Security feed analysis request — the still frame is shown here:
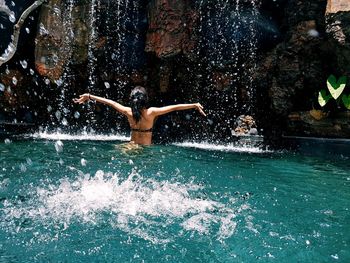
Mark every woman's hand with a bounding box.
[73,93,90,104]
[194,103,206,116]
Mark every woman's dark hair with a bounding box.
[130,86,148,123]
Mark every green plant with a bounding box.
[318,74,350,110]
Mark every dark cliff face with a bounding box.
[254,0,329,138]
[254,0,350,141]
[0,0,349,141]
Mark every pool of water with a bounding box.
[0,134,349,262]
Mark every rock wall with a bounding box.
[1,0,350,141]
[145,0,197,59]
[35,0,91,81]
[325,0,350,76]
[254,0,350,141]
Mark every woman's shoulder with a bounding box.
[146,107,157,114]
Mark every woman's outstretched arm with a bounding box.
[73,93,131,116]
[150,103,206,117]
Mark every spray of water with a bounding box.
[1,169,248,244]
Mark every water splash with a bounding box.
[30,130,129,141]
[1,169,245,244]
[174,140,270,153]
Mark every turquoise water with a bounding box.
[0,135,349,262]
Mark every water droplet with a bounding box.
[308,29,319,37]
[81,158,87,166]
[29,68,34,75]
[53,7,61,16]
[25,27,30,34]
[39,23,48,35]
[11,1,15,7]
[74,111,80,119]
[47,105,52,112]
[55,78,63,86]
[55,140,63,153]
[26,158,33,165]
[55,110,61,120]
[104,82,110,89]
[61,118,68,126]
[20,60,27,69]
[52,54,59,63]
[9,12,15,23]
[12,77,17,85]
[20,163,27,172]
[4,138,11,144]
[0,83,5,92]
[45,79,50,85]
[331,254,339,260]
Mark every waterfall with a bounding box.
[87,0,99,92]
[197,0,260,116]
[57,0,75,128]
[0,0,263,139]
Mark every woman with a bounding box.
[73,86,206,145]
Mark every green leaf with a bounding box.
[318,89,331,107]
[342,94,350,110]
[327,75,347,99]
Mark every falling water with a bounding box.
[103,0,143,94]
[197,0,260,115]
[87,0,99,92]
[0,0,261,139]
[246,0,260,113]
[105,0,130,93]
[58,0,75,128]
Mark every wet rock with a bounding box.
[145,0,198,58]
[0,70,25,109]
[325,0,350,75]
[254,0,329,142]
[35,0,91,81]
[326,0,350,13]
[232,115,258,136]
[258,19,326,116]
[287,111,350,138]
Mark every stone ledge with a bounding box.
[286,111,350,138]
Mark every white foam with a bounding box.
[174,141,271,153]
[1,170,243,244]
[30,131,129,141]
[29,132,270,153]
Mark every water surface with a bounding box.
[0,136,349,262]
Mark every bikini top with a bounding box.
[131,127,153,133]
